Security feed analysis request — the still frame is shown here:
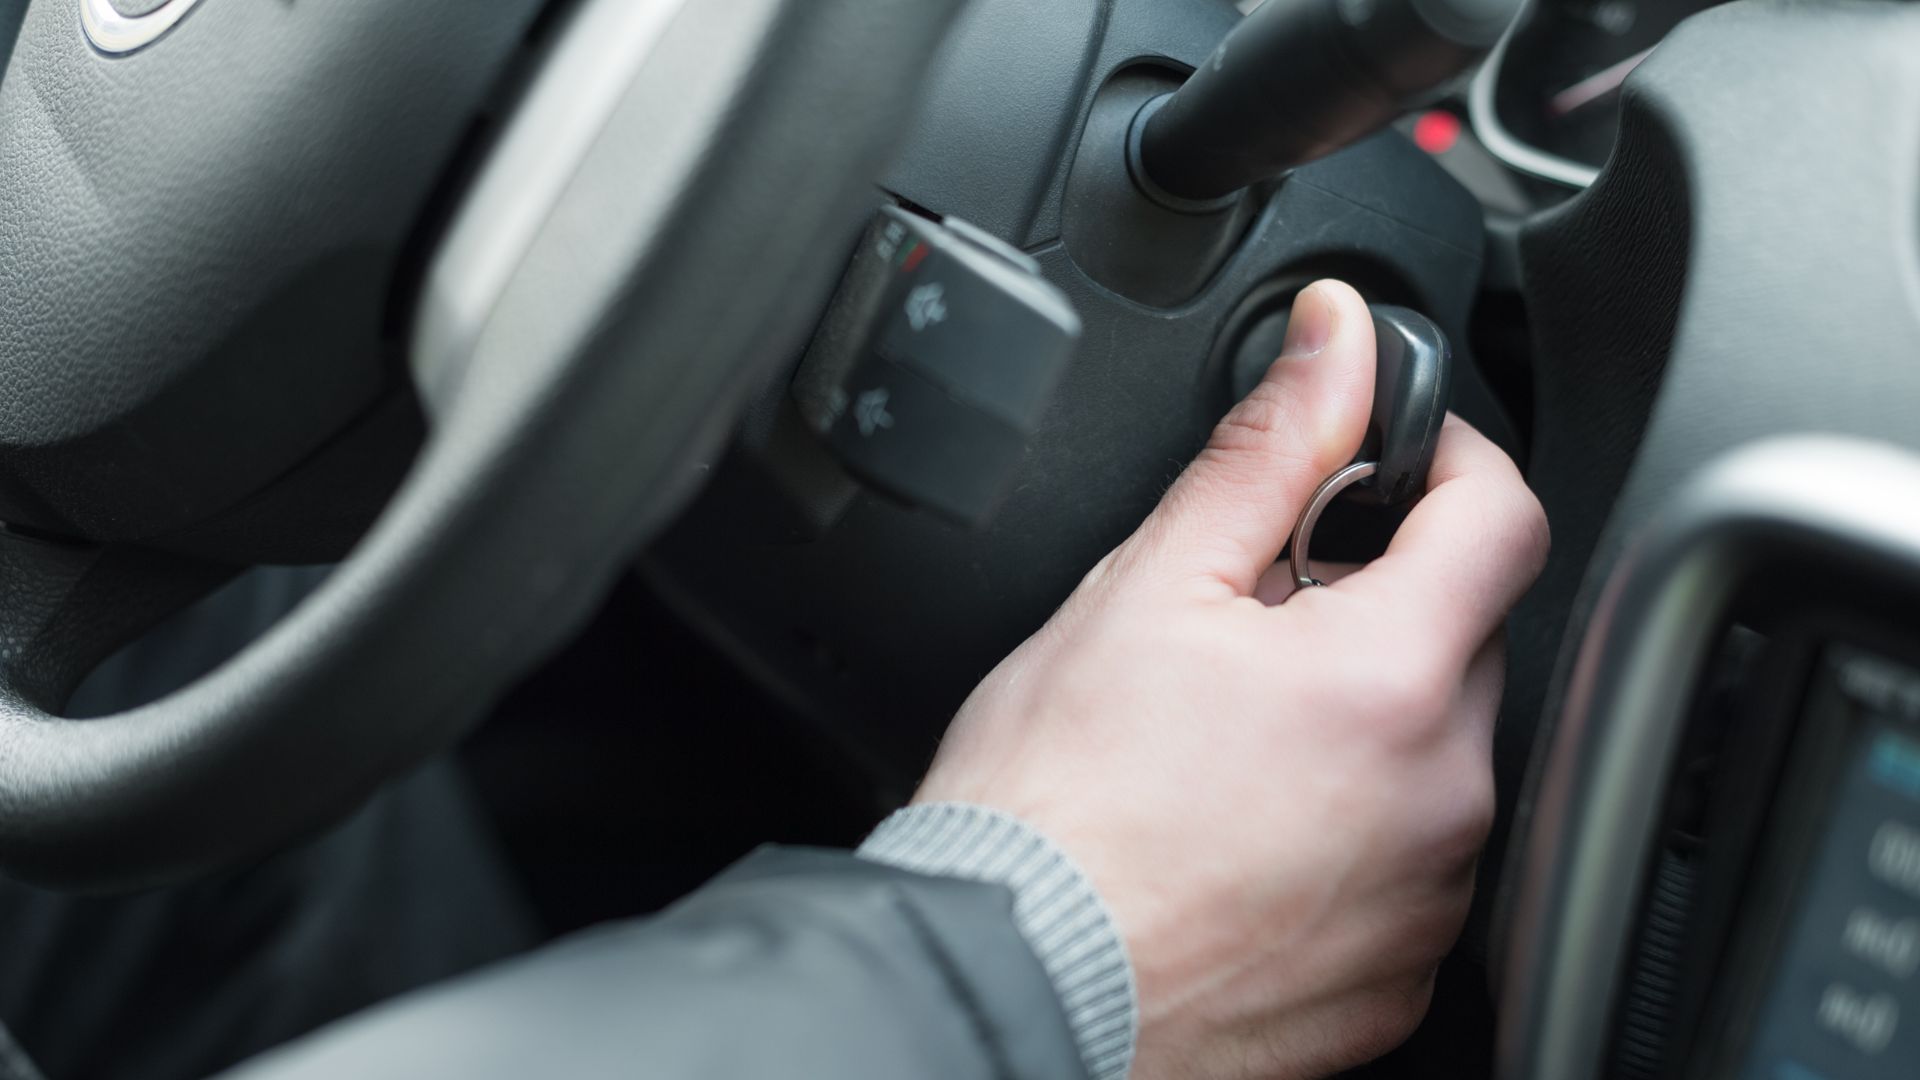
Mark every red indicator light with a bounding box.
[901,243,930,273]
[1412,110,1461,156]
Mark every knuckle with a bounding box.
[1457,761,1498,841]
[1508,484,1552,573]
[1079,523,1194,601]
[1214,384,1300,448]
[1434,762,1498,862]
[1368,653,1455,730]
[1480,474,1551,578]
[1202,388,1324,480]
[1412,889,1477,964]
[1347,981,1436,1064]
[1077,544,1133,595]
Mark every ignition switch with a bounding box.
[792,206,1081,526]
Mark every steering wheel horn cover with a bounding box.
[79,0,204,54]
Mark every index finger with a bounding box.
[1331,415,1550,661]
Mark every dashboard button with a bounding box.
[791,205,1080,526]
[1841,907,1920,980]
[1868,821,1920,901]
[823,353,1028,525]
[1814,981,1899,1057]
[873,244,1079,431]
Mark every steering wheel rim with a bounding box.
[0,0,965,891]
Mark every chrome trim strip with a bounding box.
[1498,436,1920,1080]
[1467,0,1603,190]
[1547,45,1653,117]
[80,0,205,55]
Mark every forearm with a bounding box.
[858,803,1138,1080]
[221,847,1089,1080]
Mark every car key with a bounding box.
[1352,305,1452,506]
[1287,305,1452,590]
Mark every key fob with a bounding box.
[1353,305,1451,507]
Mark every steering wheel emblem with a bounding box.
[80,0,205,54]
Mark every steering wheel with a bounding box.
[0,0,964,891]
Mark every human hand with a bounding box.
[913,280,1549,1080]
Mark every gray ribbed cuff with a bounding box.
[857,803,1137,1080]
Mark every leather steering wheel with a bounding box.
[0,0,963,891]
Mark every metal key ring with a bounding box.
[1287,460,1379,593]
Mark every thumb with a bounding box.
[1127,279,1377,596]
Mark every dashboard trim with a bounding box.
[1499,436,1920,1080]
[1467,0,1603,190]
[79,0,205,55]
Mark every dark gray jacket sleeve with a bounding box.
[219,847,1090,1080]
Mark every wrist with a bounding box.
[857,802,1137,1080]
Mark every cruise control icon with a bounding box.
[904,283,948,332]
[853,388,895,438]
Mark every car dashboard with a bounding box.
[1471,0,1729,188]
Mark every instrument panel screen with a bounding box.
[1737,650,1920,1080]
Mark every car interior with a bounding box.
[1,0,1919,1077]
